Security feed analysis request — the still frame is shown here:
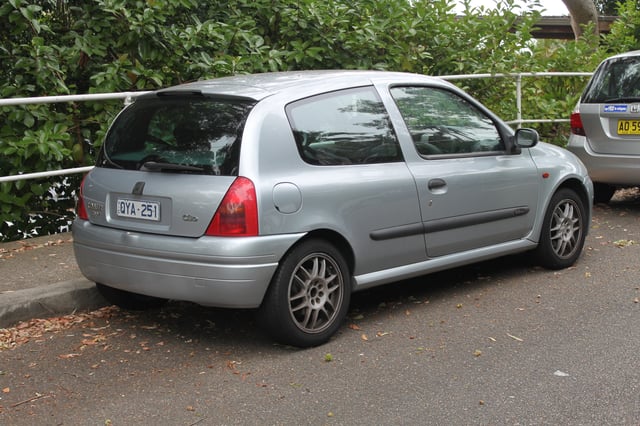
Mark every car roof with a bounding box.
[602,50,640,61]
[152,70,448,101]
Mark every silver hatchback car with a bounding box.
[73,71,593,347]
[567,50,640,203]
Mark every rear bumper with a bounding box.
[72,219,304,308]
[567,135,640,186]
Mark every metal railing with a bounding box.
[0,72,593,184]
[0,91,149,183]
[441,71,593,125]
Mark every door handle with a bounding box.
[428,178,446,190]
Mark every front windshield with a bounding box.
[98,96,255,175]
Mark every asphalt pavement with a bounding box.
[0,232,107,328]
[1,191,639,424]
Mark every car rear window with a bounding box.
[98,95,255,175]
[582,56,640,103]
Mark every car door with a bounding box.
[388,85,540,257]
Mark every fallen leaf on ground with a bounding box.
[614,239,636,247]
[58,353,81,359]
[0,306,119,351]
[226,360,240,374]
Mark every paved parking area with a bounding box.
[0,190,639,424]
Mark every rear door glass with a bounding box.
[286,86,402,165]
[100,96,255,176]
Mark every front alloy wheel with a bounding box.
[535,188,587,270]
[258,239,351,347]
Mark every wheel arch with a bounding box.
[530,177,592,244]
[555,178,592,207]
[282,229,356,289]
[557,177,592,225]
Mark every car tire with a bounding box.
[258,239,351,348]
[96,283,167,310]
[593,183,616,204]
[534,188,587,270]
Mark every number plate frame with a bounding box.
[116,198,161,221]
[617,119,640,135]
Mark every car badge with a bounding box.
[182,214,198,222]
[632,104,640,113]
[132,181,145,195]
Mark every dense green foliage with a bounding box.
[1,0,639,241]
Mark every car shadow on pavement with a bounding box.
[96,255,528,351]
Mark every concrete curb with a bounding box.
[0,279,107,328]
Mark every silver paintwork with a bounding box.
[73,70,593,308]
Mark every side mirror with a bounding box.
[514,128,539,148]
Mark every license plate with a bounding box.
[116,198,160,221]
[617,119,640,135]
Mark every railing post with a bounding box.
[516,73,522,129]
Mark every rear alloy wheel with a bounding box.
[258,239,351,348]
[535,188,587,270]
[96,283,167,310]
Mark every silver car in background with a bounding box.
[567,50,640,203]
[73,71,593,347]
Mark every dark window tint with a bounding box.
[582,56,640,103]
[99,96,255,175]
[286,87,402,165]
[390,86,504,156]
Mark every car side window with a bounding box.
[286,86,402,165]
[390,86,505,157]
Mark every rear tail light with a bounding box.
[206,177,258,237]
[570,110,586,136]
[76,175,89,220]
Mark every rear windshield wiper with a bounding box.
[141,161,203,172]
[603,97,640,103]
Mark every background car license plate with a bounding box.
[116,198,160,221]
[617,119,640,135]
